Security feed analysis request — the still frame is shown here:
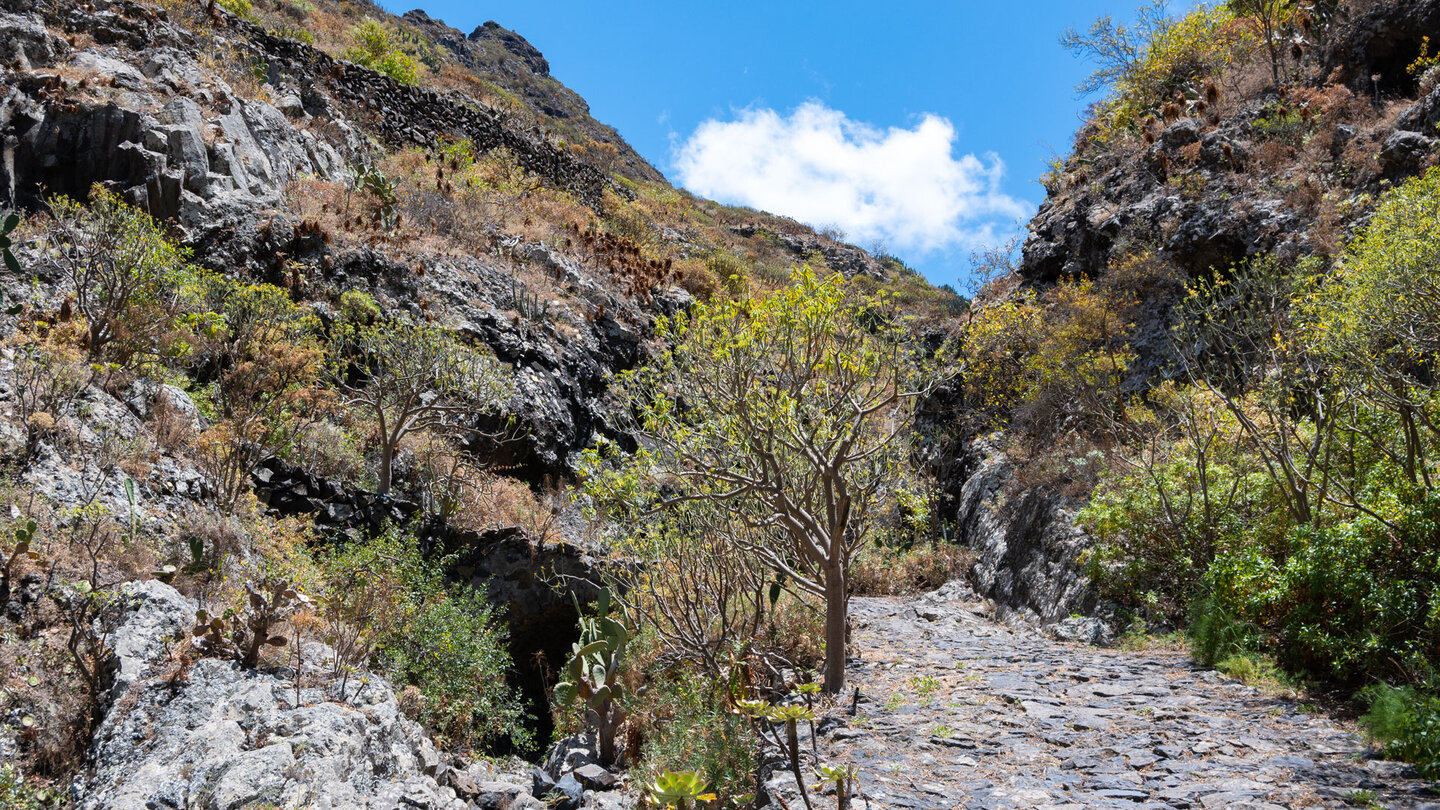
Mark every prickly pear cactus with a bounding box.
[553,587,629,766]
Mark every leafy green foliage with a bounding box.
[1273,500,1440,685]
[1079,383,1286,615]
[338,289,381,325]
[188,275,327,510]
[321,526,528,752]
[0,764,41,810]
[628,665,755,807]
[44,185,198,367]
[1188,595,1265,668]
[216,0,258,22]
[387,587,526,751]
[331,316,513,495]
[1361,684,1440,778]
[1060,0,1175,95]
[962,276,1136,434]
[1086,5,1249,135]
[342,19,419,85]
[585,266,937,693]
[1053,168,1440,773]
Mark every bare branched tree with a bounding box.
[1060,1,1174,95]
[332,317,513,495]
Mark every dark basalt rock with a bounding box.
[469,20,551,78]
[1323,0,1440,96]
[250,455,603,752]
[1380,129,1439,178]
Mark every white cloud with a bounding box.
[672,101,1030,255]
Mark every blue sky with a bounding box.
[383,1,1186,289]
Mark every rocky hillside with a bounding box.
[942,0,1440,626]
[4,0,1439,806]
[0,0,958,806]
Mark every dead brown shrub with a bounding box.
[849,543,975,596]
[1252,140,1298,172]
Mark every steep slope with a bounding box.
[398,9,665,184]
[0,0,960,805]
[936,0,1440,628]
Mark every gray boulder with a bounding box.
[1379,130,1438,178]
[1048,615,1116,646]
[79,580,525,809]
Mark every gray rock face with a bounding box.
[0,5,651,486]
[951,438,1101,628]
[1160,119,1202,149]
[1379,130,1438,177]
[0,10,69,69]
[1396,84,1440,135]
[80,579,509,810]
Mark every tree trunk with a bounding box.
[377,442,394,496]
[821,564,847,694]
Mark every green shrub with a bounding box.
[338,289,381,325]
[321,526,529,752]
[629,664,755,803]
[269,24,315,45]
[1361,684,1440,778]
[43,185,199,368]
[0,764,41,810]
[1079,386,1287,617]
[342,20,419,85]
[1098,5,1249,135]
[1189,594,1265,668]
[385,587,528,751]
[1273,496,1440,685]
[216,0,258,22]
[1214,652,1287,687]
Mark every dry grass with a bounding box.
[850,542,975,597]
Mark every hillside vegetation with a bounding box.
[0,0,962,805]
[957,0,1440,776]
[2,0,1440,805]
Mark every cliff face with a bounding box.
[943,0,1440,630]
[399,10,665,185]
[1023,0,1440,291]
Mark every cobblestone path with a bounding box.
[800,583,1438,810]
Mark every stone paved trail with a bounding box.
[803,583,1439,810]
